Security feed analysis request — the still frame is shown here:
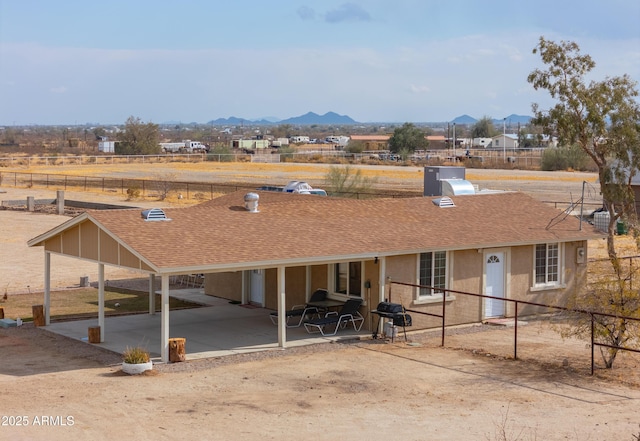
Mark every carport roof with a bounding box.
[28,190,603,273]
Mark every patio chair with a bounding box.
[303,298,364,336]
[269,289,328,328]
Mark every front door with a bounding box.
[484,251,505,318]
[250,269,264,306]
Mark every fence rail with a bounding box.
[389,281,640,375]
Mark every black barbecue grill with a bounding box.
[371,302,412,341]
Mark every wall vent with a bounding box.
[432,196,455,208]
[141,208,171,221]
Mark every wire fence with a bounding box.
[0,171,257,200]
[0,171,423,200]
[388,281,640,375]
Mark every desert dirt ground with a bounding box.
[1,164,639,440]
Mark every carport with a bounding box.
[27,192,388,363]
[45,289,366,360]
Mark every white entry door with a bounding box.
[250,269,264,306]
[484,251,505,318]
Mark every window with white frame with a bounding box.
[334,261,362,297]
[418,251,447,297]
[534,243,560,286]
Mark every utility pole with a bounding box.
[503,118,506,162]
[453,123,456,158]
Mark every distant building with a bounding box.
[271,138,290,148]
[98,141,116,153]
[472,138,493,148]
[234,139,270,150]
[490,134,519,149]
[348,135,389,150]
[426,135,447,149]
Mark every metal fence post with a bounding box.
[514,302,518,360]
[441,293,446,347]
[591,313,595,375]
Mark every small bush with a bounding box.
[207,145,234,162]
[277,146,296,161]
[126,187,141,200]
[541,144,592,171]
[122,346,150,364]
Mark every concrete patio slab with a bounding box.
[45,293,369,362]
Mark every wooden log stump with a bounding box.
[168,337,186,362]
[0,306,4,319]
[88,326,101,343]
[32,305,45,327]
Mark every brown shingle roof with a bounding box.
[31,191,603,273]
[349,135,390,141]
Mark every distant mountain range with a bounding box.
[451,114,532,125]
[204,112,532,126]
[207,111,356,126]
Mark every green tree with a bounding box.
[92,127,107,140]
[528,37,640,261]
[528,36,640,368]
[388,123,428,154]
[471,116,497,138]
[117,116,161,155]
[1,127,17,145]
[271,124,293,139]
[345,140,365,154]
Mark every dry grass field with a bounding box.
[1,158,599,202]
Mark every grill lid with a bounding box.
[375,302,403,314]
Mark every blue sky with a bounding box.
[1,0,639,125]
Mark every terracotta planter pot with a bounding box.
[122,361,153,375]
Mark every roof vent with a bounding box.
[432,196,455,208]
[244,192,259,213]
[141,208,171,221]
[441,179,476,196]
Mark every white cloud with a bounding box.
[324,3,371,23]
[410,84,430,94]
[484,91,497,100]
[296,6,315,20]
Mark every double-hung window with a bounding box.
[418,251,447,297]
[534,243,560,287]
[334,261,362,297]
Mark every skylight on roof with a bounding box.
[432,197,455,208]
